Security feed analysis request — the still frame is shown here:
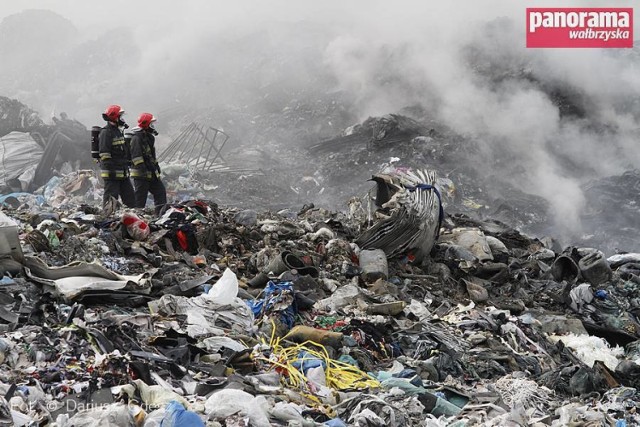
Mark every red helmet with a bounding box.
[137,112,156,129]
[104,105,124,122]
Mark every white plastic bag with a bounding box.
[142,408,166,427]
[205,389,270,427]
[205,268,238,305]
[122,212,150,241]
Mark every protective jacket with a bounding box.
[98,123,130,180]
[130,128,160,180]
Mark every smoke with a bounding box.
[320,1,640,237]
[1,0,639,240]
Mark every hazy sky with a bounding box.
[3,0,637,34]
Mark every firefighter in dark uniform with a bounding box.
[99,104,135,209]
[130,112,167,215]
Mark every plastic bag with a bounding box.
[124,380,189,409]
[158,400,204,427]
[141,408,165,427]
[64,403,135,427]
[122,212,150,241]
[204,389,270,427]
[205,268,238,304]
[270,401,306,424]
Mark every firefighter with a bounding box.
[98,104,135,210]
[130,112,167,215]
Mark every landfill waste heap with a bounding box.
[0,96,93,194]
[0,158,640,427]
[2,10,640,424]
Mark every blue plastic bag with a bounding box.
[160,400,204,427]
[246,281,297,328]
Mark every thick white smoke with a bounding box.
[320,1,639,237]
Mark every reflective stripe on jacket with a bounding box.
[98,123,130,180]
[130,129,160,181]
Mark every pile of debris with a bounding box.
[305,113,640,255]
[0,166,639,426]
[0,97,93,194]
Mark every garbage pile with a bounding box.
[1,169,640,426]
[0,97,50,139]
[0,96,93,194]
[306,113,554,238]
[304,113,640,255]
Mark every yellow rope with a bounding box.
[252,322,380,394]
